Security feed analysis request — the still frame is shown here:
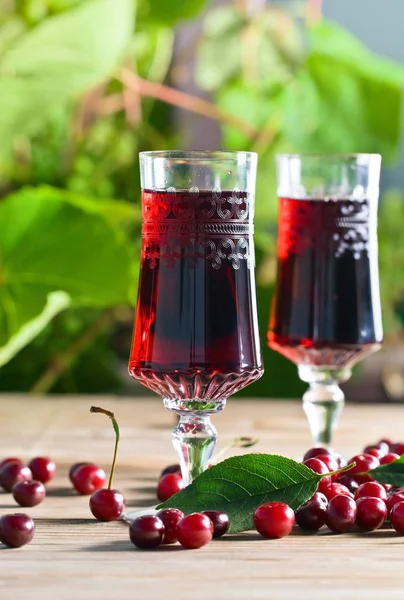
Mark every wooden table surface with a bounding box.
[1,394,404,600]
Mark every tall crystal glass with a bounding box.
[268,154,383,447]
[129,151,263,487]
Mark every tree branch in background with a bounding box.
[30,309,115,395]
[119,68,258,139]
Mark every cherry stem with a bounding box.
[211,436,259,464]
[320,462,356,479]
[90,406,120,490]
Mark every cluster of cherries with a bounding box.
[138,437,404,549]
[0,455,55,548]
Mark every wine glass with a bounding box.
[129,151,263,489]
[268,154,383,447]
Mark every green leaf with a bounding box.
[137,0,206,26]
[0,0,135,165]
[0,186,134,363]
[281,20,404,159]
[0,291,70,367]
[369,455,404,487]
[158,454,322,533]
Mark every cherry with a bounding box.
[0,513,35,548]
[346,453,379,483]
[318,475,333,494]
[71,463,105,495]
[28,457,56,484]
[202,510,230,538]
[303,447,333,461]
[176,513,214,549]
[334,475,359,494]
[364,447,385,460]
[0,458,23,471]
[157,473,183,502]
[88,406,126,521]
[387,490,404,513]
[390,501,404,533]
[129,515,165,549]
[354,481,387,502]
[69,462,89,484]
[355,497,387,531]
[12,480,46,507]
[160,464,182,478]
[321,482,353,502]
[393,443,404,456]
[315,454,339,473]
[0,461,32,492]
[295,492,328,531]
[364,442,389,456]
[326,494,357,533]
[253,502,295,539]
[156,508,184,544]
[90,489,125,521]
[302,458,329,475]
[380,453,400,465]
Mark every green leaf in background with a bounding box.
[0,0,135,165]
[137,0,206,26]
[158,454,323,533]
[369,455,404,487]
[0,186,135,364]
[281,20,404,159]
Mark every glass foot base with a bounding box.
[123,505,158,524]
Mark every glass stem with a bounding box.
[172,413,217,486]
[302,382,345,447]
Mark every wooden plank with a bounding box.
[1,395,404,599]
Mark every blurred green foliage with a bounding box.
[0,0,403,395]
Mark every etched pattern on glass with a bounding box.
[142,187,254,270]
[278,198,370,260]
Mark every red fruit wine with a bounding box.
[129,188,262,402]
[268,197,382,367]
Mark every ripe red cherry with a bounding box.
[160,464,181,478]
[387,490,404,513]
[326,495,357,533]
[295,492,328,530]
[176,513,214,549]
[346,453,379,483]
[71,463,105,495]
[129,515,165,549]
[156,473,183,502]
[28,457,56,484]
[334,475,359,494]
[12,480,46,507]
[0,513,35,547]
[315,454,339,473]
[364,447,385,460]
[390,501,404,533]
[89,489,125,521]
[303,447,333,461]
[0,458,23,471]
[318,475,333,494]
[156,508,184,544]
[355,497,387,530]
[393,443,404,456]
[69,462,89,484]
[354,481,387,502]
[364,442,389,456]
[303,458,329,475]
[380,453,400,465]
[253,502,295,539]
[321,482,353,502]
[0,461,32,492]
[202,510,230,538]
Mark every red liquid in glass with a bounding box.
[268,197,382,367]
[129,189,262,401]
